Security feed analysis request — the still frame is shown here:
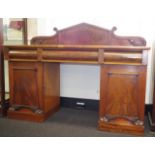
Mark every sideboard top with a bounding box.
[4,44,150,51]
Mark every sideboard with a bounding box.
[4,23,150,135]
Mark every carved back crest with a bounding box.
[31,23,146,46]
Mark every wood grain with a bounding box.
[31,23,146,46]
[43,63,60,113]
[5,23,149,135]
[5,45,148,65]
[99,65,147,134]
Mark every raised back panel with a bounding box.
[31,23,146,46]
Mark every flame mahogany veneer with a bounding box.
[4,23,149,135]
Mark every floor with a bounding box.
[0,107,154,137]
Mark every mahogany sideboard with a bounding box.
[4,23,150,135]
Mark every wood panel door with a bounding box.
[8,61,60,122]
[9,62,42,110]
[99,65,147,135]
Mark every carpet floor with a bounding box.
[0,107,154,137]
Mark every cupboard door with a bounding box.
[99,65,146,134]
[9,62,41,109]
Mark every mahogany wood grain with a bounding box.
[5,45,148,65]
[4,44,149,50]
[9,62,41,108]
[98,121,144,136]
[31,23,146,46]
[5,23,149,135]
[99,65,147,135]
[43,63,60,113]
[8,61,60,122]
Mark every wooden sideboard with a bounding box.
[4,23,149,135]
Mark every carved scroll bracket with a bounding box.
[9,105,43,114]
[100,116,144,126]
[53,27,59,44]
[111,26,117,34]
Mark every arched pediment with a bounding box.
[31,23,146,46]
